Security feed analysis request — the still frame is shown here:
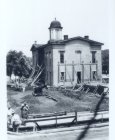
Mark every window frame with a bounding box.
[60,51,65,63]
[91,51,96,63]
[60,72,65,81]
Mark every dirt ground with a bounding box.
[7,87,109,115]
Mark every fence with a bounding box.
[9,111,109,133]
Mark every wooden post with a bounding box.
[96,62,98,80]
[56,115,57,127]
[72,61,74,81]
[17,127,19,133]
[101,114,103,123]
[90,63,91,81]
[58,62,60,83]
[82,63,84,82]
[65,61,66,82]
[33,125,36,132]
[75,111,77,124]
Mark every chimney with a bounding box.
[34,41,37,44]
[64,35,68,40]
[84,35,89,39]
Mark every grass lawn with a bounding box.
[7,87,109,116]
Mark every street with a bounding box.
[8,125,108,140]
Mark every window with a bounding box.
[56,29,59,40]
[92,51,96,63]
[60,51,64,63]
[75,50,81,53]
[60,72,65,81]
[49,52,51,66]
[75,50,81,63]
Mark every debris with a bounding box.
[44,95,58,102]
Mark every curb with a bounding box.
[8,122,109,136]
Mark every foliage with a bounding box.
[6,50,32,78]
[102,49,109,74]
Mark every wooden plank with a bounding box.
[24,115,76,123]
[24,111,109,128]
[17,125,35,132]
[29,112,66,118]
[45,95,58,102]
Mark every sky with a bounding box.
[5,0,109,57]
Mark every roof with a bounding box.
[30,44,45,51]
[31,36,104,51]
[47,36,104,46]
[49,20,63,29]
[62,36,104,46]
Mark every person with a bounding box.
[11,110,22,132]
[22,86,26,92]
[7,106,14,128]
[20,103,29,119]
[7,106,14,116]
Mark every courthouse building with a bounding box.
[31,19,103,86]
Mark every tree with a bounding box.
[6,50,32,78]
[102,49,109,74]
[7,50,18,77]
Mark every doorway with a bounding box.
[92,71,97,81]
[77,71,81,84]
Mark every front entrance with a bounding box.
[77,71,81,84]
[92,71,97,81]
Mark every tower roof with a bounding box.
[49,19,63,29]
